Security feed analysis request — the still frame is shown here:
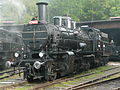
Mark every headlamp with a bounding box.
[103,44,105,47]
[39,52,44,57]
[98,45,101,47]
[23,54,27,58]
[14,52,19,57]
[22,47,24,50]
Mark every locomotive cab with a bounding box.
[53,16,76,29]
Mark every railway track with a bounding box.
[30,66,120,90]
[1,65,120,90]
[0,67,23,80]
[81,77,120,90]
[0,67,25,89]
[66,71,120,90]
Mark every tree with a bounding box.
[49,0,120,22]
[1,0,120,23]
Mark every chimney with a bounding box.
[36,2,48,23]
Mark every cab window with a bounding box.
[62,19,68,27]
[71,22,74,29]
[54,18,60,25]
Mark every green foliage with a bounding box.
[1,0,120,23]
[49,0,120,22]
[20,0,38,23]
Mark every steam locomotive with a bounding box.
[17,2,112,82]
[0,27,23,70]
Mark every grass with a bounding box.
[5,83,36,90]
[99,73,120,81]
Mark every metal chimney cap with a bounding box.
[36,2,48,5]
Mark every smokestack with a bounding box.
[36,2,48,23]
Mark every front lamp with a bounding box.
[14,52,19,58]
[39,52,44,57]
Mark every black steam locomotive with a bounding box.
[18,2,112,82]
[0,27,23,70]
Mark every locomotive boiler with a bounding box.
[18,2,111,82]
[0,28,23,70]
